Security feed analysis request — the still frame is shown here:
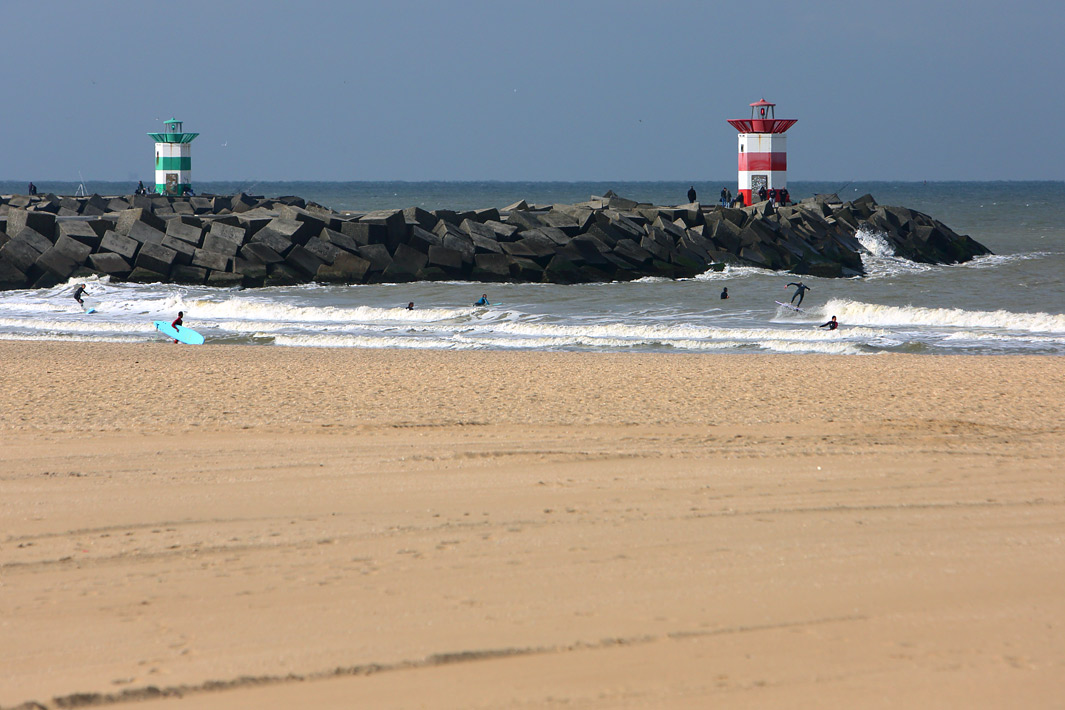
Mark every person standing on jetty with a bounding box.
[687,186,697,203]
[720,187,728,207]
[474,294,490,307]
[787,281,810,307]
[28,182,37,195]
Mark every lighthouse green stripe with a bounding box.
[155,183,192,195]
[157,157,192,170]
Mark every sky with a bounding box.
[2,0,1061,182]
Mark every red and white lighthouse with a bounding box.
[727,99,797,207]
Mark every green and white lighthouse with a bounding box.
[148,118,199,195]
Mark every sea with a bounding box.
[1,180,1063,356]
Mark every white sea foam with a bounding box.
[823,299,1065,333]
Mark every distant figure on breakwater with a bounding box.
[135,180,146,195]
[758,185,767,202]
[28,182,37,195]
[474,294,490,307]
[720,187,728,207]
[820,316,839,330]
[687,186,697,203]
[720,287,729,300]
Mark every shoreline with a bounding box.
[3,341,1064,708]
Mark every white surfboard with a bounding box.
[775,300,803,313]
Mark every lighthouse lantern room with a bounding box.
[147,118,199,195]
[727,99,796,207]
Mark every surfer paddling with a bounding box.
[819,316,839,330]
[474,293,490,306]
[786,281,810,308]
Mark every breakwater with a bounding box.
[0,191,990,290]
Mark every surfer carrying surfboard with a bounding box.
[171,311,184,344]
[786,281,810,307]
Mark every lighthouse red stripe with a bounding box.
[738,153,787,171]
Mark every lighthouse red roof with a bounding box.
[729,98,796,134]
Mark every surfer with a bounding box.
[171,311,184,344]
[819,316,839,330]
[786,281,810,307]
[406,301,414,310]
[720,287,729,300]
[72,283,87,307]
[474,294,490,307]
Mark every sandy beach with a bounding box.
[2,341,1063,709]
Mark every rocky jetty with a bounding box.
[0,190,990,290]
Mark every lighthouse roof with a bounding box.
[749,99,775,107]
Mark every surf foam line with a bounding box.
[823,299,1065,333]
[485,320,890,343]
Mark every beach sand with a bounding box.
[2,341,1063,708]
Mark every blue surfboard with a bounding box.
[154,320,205,345]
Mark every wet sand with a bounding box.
[2,342,1064,708]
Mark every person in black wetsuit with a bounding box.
[687,186,697,203]
[720,287,729,300]
[72,283,87,306]
[786,281,810,307]
[407,302,414,310]
[820,316,838,330]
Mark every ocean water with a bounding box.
[1,181,1063,355]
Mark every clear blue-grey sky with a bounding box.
[2,0,1060,182]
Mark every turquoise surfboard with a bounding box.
[153,320,205,345]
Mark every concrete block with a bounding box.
[107,197,131,212]
[356,244,392,273]
[461,219,498,242]
[382,244,427,281]
[278,205,328,237]
[171,265,208,284]
[127,266,168,283]
[471,253,512,281]
[340,221,387,246]
[205,221,247,251]
[319,227,361,253]
[359,210,407,250]
[251,227,295,256]
[613,239,653,267]
[171,201,196,215]
[126,220,166,246]
[36,247,78,279]
[116,208,166,236]
[504,211,544,231]
[188,248,227,273]
[165,219,204,246]
[265,263,303,287]
[408,225,441,254]
[427,245,464,271]
[207,271,244,288]
[402,206,437,230]
[100,231,140,260]
[202,233,240,256]
[13,227,54,254]
[130,194,154,210]
[441,232,476,263]
[285,245,326,277]
[53,235,92,265]
[302,237,340,264]
[56,220,102,248]
[0,259,27,289]
[1,238,43,274]
[265,217,311,246]
[88,252,132,276]
[485,220,520,241]
[316,252,372,283]
[190,197,214,214]
[161,235,196,266]
[509,256,544,281]
[135,243,177,276]
[7,209,57,242]
[239,242,284,265]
